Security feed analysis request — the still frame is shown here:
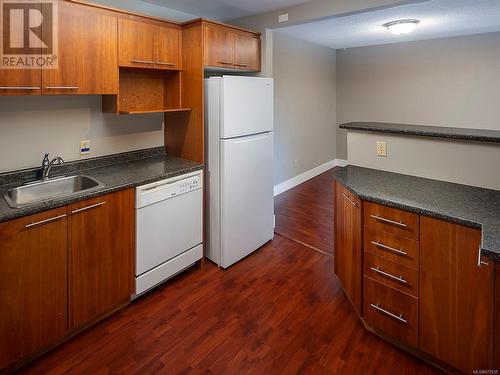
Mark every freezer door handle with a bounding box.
[231,132,271,144]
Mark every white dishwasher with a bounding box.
[135,170,203,297]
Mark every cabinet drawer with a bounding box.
[364,227,419,269]
[364,202,419,240]
[364,252,419,297]
[364,277,418,348]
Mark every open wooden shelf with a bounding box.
[103,68,185,115]
[118,108,191,115]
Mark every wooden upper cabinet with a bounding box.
[420,216,494,373]
[119,19,156,68]
[235,33,261,71]
[154,24,181,70]
[334,182,362,315]
[203,23,261,71]
[0,2,41,96]
[42,1,118,95]
[68,190,134,330]
[0,68,41,96]
[204,24,235,69]
[0,208,67,371]
[119,19,181,70]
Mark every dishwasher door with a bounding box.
[136,173,203,276]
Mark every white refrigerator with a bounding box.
[205,76,274,268]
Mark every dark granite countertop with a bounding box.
[340,122,500,143]
[334,166,500,262]
[0,148,203,223]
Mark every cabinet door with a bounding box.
[42,2,117,94]
[204,24,235,68]
[334,182,362,315]
[118,19,156,69]
[154,25,181,70]
[235,33,261,71]
[0,69,41,96]
[420,216,494,373]
[0,2,41,96]
[68,189,134,330]
[0,208,67,370]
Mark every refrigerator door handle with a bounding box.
[226,132,271,144]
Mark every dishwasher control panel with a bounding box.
[136,171,203,209]
[179,176,200,194]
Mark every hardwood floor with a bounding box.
[274,169,338,255]
[20,235,439,374]
[19,169,441,374]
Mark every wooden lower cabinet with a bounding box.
[420,216,494,374]
[495,262,500,369]
[0,189,134,372]
[334,182,362,314]
[363,277,418,348]
[68,189,134,329]
[364,252,419,297]
[0,208,68,370]
[334,181,497,373]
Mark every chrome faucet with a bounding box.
[41,154,64,180]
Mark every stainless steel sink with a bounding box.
[4,175,106,208]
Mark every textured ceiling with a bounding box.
[143,0,314,21]
[277,0,500,49]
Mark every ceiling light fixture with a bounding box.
[383,19,420,35]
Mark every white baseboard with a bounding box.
[274,159,348,196]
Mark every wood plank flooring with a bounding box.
[274,170,337,255]
[19,168,442,374]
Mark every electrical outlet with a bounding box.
[294,159,299,168]
[278,13,289,23]
[376,141,387,157]
[80,140,91,155]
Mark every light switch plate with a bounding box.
[80,140,91,155]
[278,13,289,23]
[376,141,387,157]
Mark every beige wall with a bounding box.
[0,96,164,172]
[337,32,500,189]
[347,132,500,190]
[273,31,336,185]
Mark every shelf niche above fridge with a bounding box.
[102,68,191,115]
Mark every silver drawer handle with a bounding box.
[25,214,67,229]
[0,86,41,90]
[371,214,407,228]
[370,303,407,324]
[155,61,176,66]
[371,241,408,256]
[131,59,155,65]
[218,61,234,65]
[342,193,358,208]
[44,86,79,90]
[370,267,407,284]
[71,201,106,214]
[477,245,489,267]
